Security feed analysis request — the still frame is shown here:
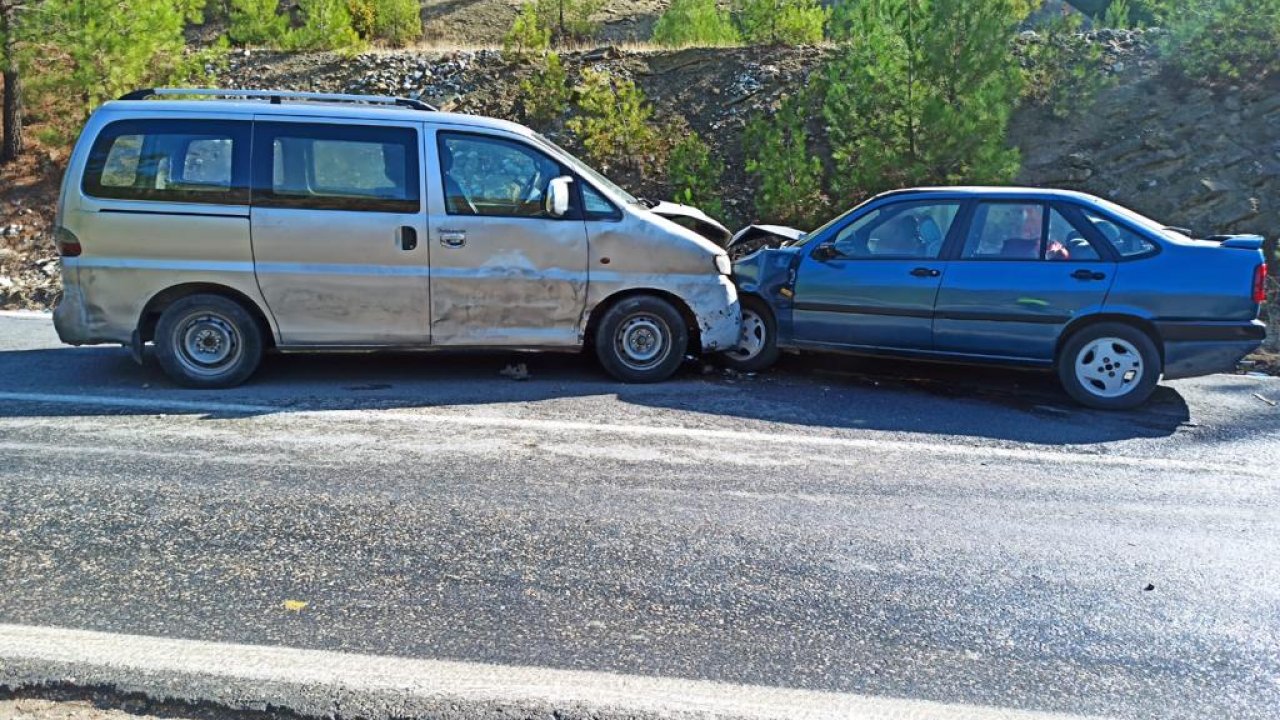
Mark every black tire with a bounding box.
[720,295,780,372]
[594,295,688,383]
[154,294,264,389]
[1057,322,1161,410]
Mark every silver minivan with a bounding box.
[52,89,741,387]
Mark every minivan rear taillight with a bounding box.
[1254,263,1269,305]
[54,226,81,257]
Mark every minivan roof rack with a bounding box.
[117,88,438,112]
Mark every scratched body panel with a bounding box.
[584,213,740,352]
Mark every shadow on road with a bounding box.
[0,343,1196,445]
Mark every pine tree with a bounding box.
[744,95,825,226]
[653,0,740,47]
[229,0,288,46]
[288,0,363,51]
[733,0,828,45]
[822,0,1025,204]
[504,2,550,61]
[534,0,605,42]
[25,0,209,118]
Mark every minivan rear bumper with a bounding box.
[52,270,131,347]
[1158,320,1267,380]
[52,277,91,346]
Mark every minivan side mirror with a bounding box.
[545,176,574,218]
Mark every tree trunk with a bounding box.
[1,68,21,164]
[1,6,21,164]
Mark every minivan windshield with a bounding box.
[532,133,641,206]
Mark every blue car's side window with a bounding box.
[1080,209,1158,258]
[962,202,1105,262]
[831,202,961,259]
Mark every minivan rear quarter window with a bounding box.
[83,120,250,204]
[253,123,420,213]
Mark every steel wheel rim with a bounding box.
[728,308,767,362]
[1074,337,1143,399]
[175,311,242,378]
[615,313,672,371]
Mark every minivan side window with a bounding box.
[438,133,570,219]
[83,120,250,205]
[253,123,420,213]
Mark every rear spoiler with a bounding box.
[1207,234,1265,250]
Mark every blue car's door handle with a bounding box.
[910,267,941,278]
[1072,269,1107,281]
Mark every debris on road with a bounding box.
[500,363,530,381]
[1252,393,1277,407]
[281,599,308,613]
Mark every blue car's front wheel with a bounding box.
[721,295,780,373]
[1057,323,1160,410]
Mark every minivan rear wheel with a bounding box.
[595,295,688,383]
[155,294,264,388]
[1057,322,1160,410]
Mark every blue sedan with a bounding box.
[725,188,1269,409]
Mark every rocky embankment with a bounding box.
[2,29,1276,352]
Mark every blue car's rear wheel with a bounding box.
[1057,322,1160,410]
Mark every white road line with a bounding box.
[0,623,1100,720]
[0,390,1253,475]
[0,310,51,319]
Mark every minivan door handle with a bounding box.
[399,226,418,251]
[1072,269,1106,281]
[910,267,941,278]
[439,230,467,248]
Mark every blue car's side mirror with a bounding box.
[813,243,840,262]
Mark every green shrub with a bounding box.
[1020,9,1110,119]
[567,68,660,175]
[229,0,288,46]
[1163,0,1280,83]
[287,0,364,51]
[519,51,571,127]
[668,132,725,219]
[347,0,377,39]
[372,0,422,46]
[821,0,1024,204]
[1101,0,1132,28]
[504,2,550,61]
[652,0,740,47]
[733,0,828,45]
[744,95,825,227]
[535,0,606,42]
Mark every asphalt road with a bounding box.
[1,312,1278,719]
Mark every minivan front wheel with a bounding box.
[1057,322,1160,410]
[595,296,688,383]
[155,294,264,388]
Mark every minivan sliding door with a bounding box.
[249,118,430,346]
